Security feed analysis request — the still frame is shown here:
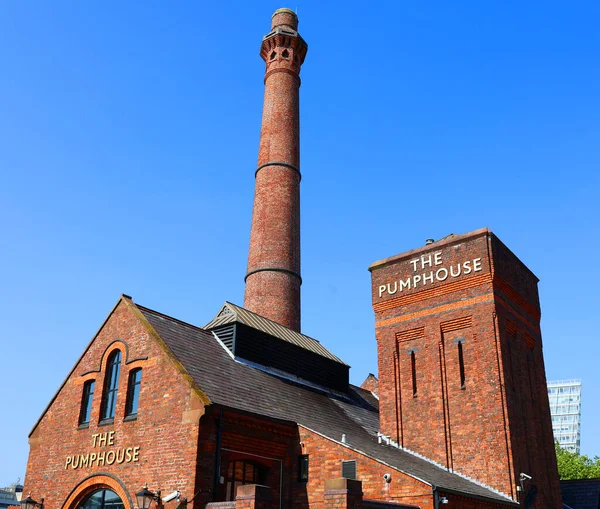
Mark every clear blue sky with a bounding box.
[1,0,598,485]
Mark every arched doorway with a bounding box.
[77,489,124,509]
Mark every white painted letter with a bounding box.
[463,260,472,274]
[450,264,461,277]
[423,271,434,285]
[399,278,411,291]
[436,268,449,281]
[410,258,420,271]
[434,252,443,266]
[387,282,398,295]
[421,254,432,268]
[378,285,387,298]
[413,274,422,287]
[473,258,482,272]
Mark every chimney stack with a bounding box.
[244,9,307,332]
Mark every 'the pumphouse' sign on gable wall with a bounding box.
[64,431,140,469]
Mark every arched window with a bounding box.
[77,489,123,509]
[101,350,122,421]
[125,368,142,417]
[79,380,95,425]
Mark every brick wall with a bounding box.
[296,427,434,509]
[369,229,562,507]
[359,375,379,397]
[23,298,203,509]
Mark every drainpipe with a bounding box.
[433,486,439,509]
[212,408,223,501]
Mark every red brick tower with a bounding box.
[369,229,562,508]
[244,9,307,332]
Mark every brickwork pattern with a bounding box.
[296,428,435,509]
[244,10,307,332]
[23,298,203,509]
[359,375,379,397]
[369,230,562,507]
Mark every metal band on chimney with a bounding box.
[244,267,303,284]
[255,162,301,180]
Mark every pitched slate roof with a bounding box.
[204,302,347,365]
[137,303,516,507]
[560,479,600,509]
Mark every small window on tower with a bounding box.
[410,350,417,397]
[341,460,357,480]
[457,341,466,389]
[298,455,309,482]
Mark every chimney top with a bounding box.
[272,8,298,30]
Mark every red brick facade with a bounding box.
[369,229,562,508]
[24,298,205,509]
[296,429,433,509]
[244,9,307,332]
[23,291,518,509]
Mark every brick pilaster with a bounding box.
[235,484,272,509]
[324,478,363,509]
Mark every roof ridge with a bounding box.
[134,303,212,335]
[224,301,322,343]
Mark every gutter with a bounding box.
[212,407,223,501]
[432,485,518,508]
[433,487,440,509]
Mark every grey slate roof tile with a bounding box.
[137,303,516,506]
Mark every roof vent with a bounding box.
[425,238,434,245]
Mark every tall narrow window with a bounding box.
[125,368,142,417]
[101,350,122,421]
[410,351,417,397]
[298,454,309,482]
[458,341,466,389]
[79,380,95,425]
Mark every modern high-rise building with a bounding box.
[547,379,582,453]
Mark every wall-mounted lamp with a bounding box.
[136,486,161,509]
[21,495,44,509]
[439,497,449,504]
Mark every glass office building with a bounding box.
[547,379,582,453]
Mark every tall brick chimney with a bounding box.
[244,8,307,332]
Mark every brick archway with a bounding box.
[62,474,132,509]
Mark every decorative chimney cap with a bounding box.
[272,7,296,17]
[271,8,298,30]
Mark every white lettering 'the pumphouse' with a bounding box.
[378,252,483,298]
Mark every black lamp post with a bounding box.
[136,486,160,509]
[21,495,44,509]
